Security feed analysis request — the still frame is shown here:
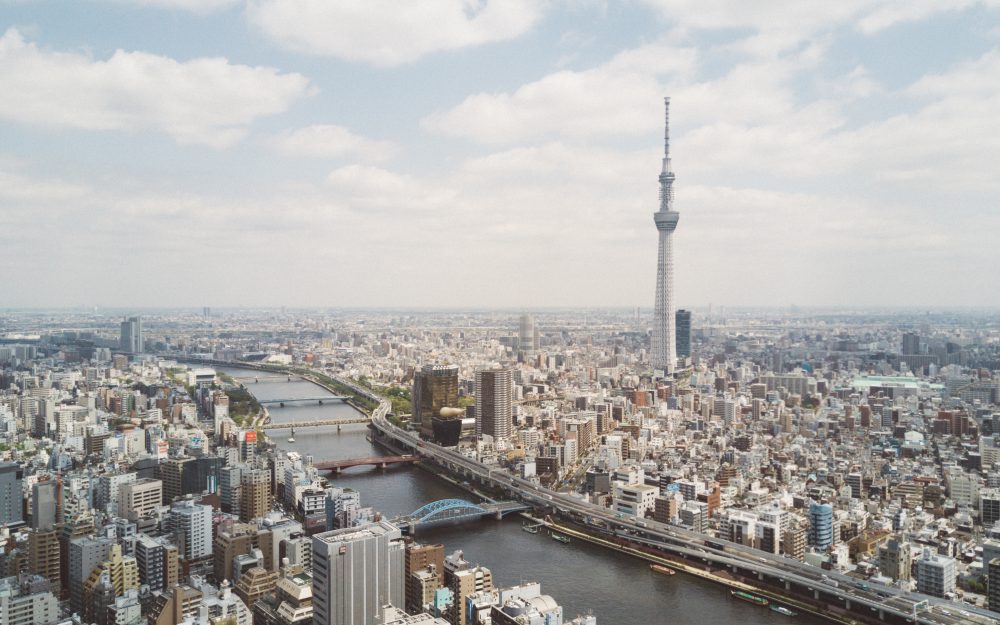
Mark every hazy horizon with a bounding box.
[2,1,998,308]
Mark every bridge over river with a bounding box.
[389,498,529,534]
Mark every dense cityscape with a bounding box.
[3,2,999,625]
[1,300,999,625]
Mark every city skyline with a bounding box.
[2,2,999,309]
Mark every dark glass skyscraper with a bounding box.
[675,309,692,358]
[412,364,459,439]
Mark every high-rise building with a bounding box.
[96,472,137,516]
[808,501,833,550]
[475,368,512,441]
[0,463,23,527]
[518,314,538,353]
[119,316,143,354]
[982,489,1000,527]
[878,538,911,581]
[220,466,243,515]
[159,457,191,504]
[675,309,692,359]
[651,97,679,376]
[213,521,258,584]
[311,521,405,625]
[239,470,272,522]
[138,534,177,594]
[167,499,213,561]
[413,365,459,440]
[119,478,163,520]
[988,557,1000,614]
[30,481,57,531]
[446,565,492,625]
[69,536,113,615]
[0,576,60,625]
[901,332,922,355]
[405,542,444,614]
[27,529,61,588]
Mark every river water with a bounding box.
[224,368,830,625]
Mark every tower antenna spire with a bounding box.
[664,96,670,159]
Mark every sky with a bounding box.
[1,0,999,310]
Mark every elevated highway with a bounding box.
[258,396,349,405]
[314,454,418,473]
[367,401,995,625]
[260,418,369,431]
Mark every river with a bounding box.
[222,368,830,625]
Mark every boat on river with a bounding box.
[551,532,571,544]
[770,605,797,616]
[650,564,676,575]
[730,590,769,606]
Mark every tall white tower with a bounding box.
[651,97,678,375]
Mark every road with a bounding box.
[367,400,997,625]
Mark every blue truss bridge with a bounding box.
[391,498,528,534]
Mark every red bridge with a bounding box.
[314,455,419,473]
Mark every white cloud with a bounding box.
[246,0,544,66]
[106,0,241,13]
[271,125,397,163]
[857,0,988,34]
[639,1,998,52]
[0,28,311,147]
[422,41,698,143]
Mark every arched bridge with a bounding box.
[314,455,419,473]
[392,498,529,534]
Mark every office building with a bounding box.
[413,365,460,440]
[234,566,278,609]
[30,481,57,531]
[160,457,191,504]
[135,534,177,593]
[167,499,213,561]
[119,478,163,520]
[214,521,258,584]
[0,575,60,625]
[96,472,137,516]
[447,564,492,625]
[0,463,23,527]
[69,535,114,615]
[311,521,405,625]
[675,309,692,359]
[405,542,444,614]
[982,489,1000,528]
[878,538,911,581]
[988,558,1000,614]
[916,552,956,598]
[808,501,833,550]
[651,97,679,375]
[220,466,243,514]
[27,529,61,588]
[240,470,272,522]
[475,368,512,441]
[518,314,538,353]
[119,316,143,354]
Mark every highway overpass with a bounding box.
[366,401,996,625]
